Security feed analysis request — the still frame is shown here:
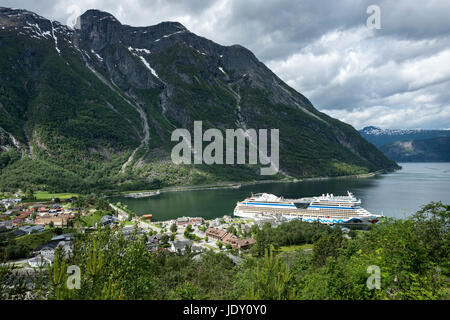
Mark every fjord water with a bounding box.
[111,163,450,221]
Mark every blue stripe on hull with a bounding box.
[308,205,357,210]
[244,202,296,208]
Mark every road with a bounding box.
[109,203,129,221]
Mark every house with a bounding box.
[13,229,27,237]
[221,234,255,250]
[141,214,153,221]
[38,207,49,213]
[100,215,115,226]
[146,243,159,252]
[176,217,190,226]
[120,225,142,237]
[32,234,73,258]
[233,238,256,250]
[170,240,193,253]
[28,255,53,268]
[50,234,72,242]
[189,217,205,226]
[1,200,13,209]
[191,245,203,254]
[176,217,205,226]
[12,216,25,226]
[18,225,45,235]
[206,227,255,250]
[38,246,56,257]
[56,241,73,257]
[148,233,164,243]
[34,214,74,226]
[205,227,228,240]
[0,220,13,231]
[18,211,32,218]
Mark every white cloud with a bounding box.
[267,25,450,129]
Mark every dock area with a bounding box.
[124,190,161,198]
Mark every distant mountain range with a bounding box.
[0,8,398,192]
[359,126,450,162]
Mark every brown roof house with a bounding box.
[206,227,255,250]
[35,214,74,227]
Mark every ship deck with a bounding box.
[235,205,367,218]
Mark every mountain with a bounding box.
[0,8,398,192]
[380,137,450,162]
[359,126,450,147]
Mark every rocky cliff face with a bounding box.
[380,137,450,162]
[0,8,398,192]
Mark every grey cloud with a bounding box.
[0,0,448,129]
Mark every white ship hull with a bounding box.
[233,209,379,225]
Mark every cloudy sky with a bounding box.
[2,0,450,129]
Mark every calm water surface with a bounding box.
[111,163,450,221]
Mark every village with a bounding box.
[0,194,260,270]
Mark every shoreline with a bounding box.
[109,168,395,198]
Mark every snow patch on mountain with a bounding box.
[218,67,226,75]
[91,49,103,62]
[50,21,60,54]
[154,30,186,42]
[360,126,426,136]
[139,56,159,79]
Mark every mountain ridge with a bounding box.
[0,7,398,192]
[359,126,450,146]
[380,136,450,162]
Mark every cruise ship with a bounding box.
[233,192,382,225]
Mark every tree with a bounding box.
[227,225,237,236]
[225,244,232,250]
[246,246,296,300]
[312,231,345,267]
[127,211,136,222]
[24,189,35,201]
[170,223,177,233]
[216,241,223,249]
[161,234,169,244]
[49,221,55,228]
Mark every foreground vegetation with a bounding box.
[0,202,448,300]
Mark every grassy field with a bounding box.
[75,211,107,228]
[278,243,314,252]
[0,229,58,260]
[33,191,79,200]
